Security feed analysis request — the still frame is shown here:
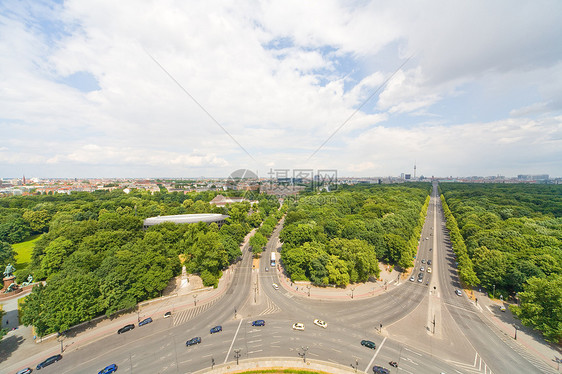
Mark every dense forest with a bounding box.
[279,183,431,286]
[440,183,562,343]
[0,189,281,336]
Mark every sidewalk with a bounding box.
[276,262,405,301]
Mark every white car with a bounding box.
[455,289,462,296]
[292,323,305,331]
[313,319,327,328]
[272,283,279,290]
[427,267,432,273]
[499,305,506,312]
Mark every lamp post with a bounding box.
[234,348,241,365]
[307,285,311,297]
[493,284,496,298]
[193,294,198,307]
[351,286,356,299]
[351,358,359,373]
[298,346,308,363]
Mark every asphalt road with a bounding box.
[9,183,556,374]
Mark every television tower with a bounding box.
[413,162,416,179]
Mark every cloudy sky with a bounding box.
[1,0,561,179]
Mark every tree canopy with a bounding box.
[279,184,431,286]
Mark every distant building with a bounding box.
[209,194,257,207]
[142,213,229,229]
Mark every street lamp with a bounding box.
[493,284,496,298]
[234,348,241,365]
[298,346,308,363]
[306,284,311,297]
[193,294,198,306]
[351,358,359,373]
[351,286,356,299]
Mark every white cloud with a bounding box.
[0,0,561,178]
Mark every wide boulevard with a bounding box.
[6,183,556,374]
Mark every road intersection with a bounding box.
[2,183,559,374]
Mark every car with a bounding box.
[427,259,432,265]
[36,354,62,370]
[185,337,201,346]
[16,368,33,374]
[372,366,390,374]
[426,237,429,240]
[117,324,135,334]
[421,259,426,264]
[210,325,222,334]
[500,305,506,312]
[292,322,305,331]
[98,363,118,374]
[420,266,425,272]
[427,267,432,273]
[139,317,152,327]
[455,289,462,296]
[272,283,279,290]
[252,319,265,326]
[313,319,328,328]
[164,311,172,318]
[265,267,269,272]
[418,277,423,283]
[409,276,415,282]
[418,272,424,278]
[361,340,376,349]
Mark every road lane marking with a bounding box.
[403,347,422,356]
[364,337,386,373]
[248,349,263,354]
[224,318,243,364]
[398,367,414,374]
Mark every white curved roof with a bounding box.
[143,213,229,226]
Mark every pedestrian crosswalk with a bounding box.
[258,297,281,316]
[173,297,221,326]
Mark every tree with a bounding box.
[249,232,267,257]
[41,237,74,278]
[0,241,15,268]
[511,274,562,343]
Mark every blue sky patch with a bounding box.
[59,71,101,93]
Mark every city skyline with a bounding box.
[1,1,561,178]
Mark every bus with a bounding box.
[270,252,276,266]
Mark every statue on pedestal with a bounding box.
[3,263,15,278]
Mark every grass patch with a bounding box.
[12,235,41,270]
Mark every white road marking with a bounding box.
[248,339,262,344]
[332,348,342,353]
[224,318,243,364]
[403,347,422,356]
[398,367,414,374]
[248,349,263,354]
[364,337,386,373]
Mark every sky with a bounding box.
[1,0,562,179]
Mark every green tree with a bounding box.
[511,274,562,343]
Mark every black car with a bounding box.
[186,337,201,346]
[36,354,62,370]
[117,324,135,334]
[427,259,432,265]
[361,340,376,349]
[372,366,390,374]
[210,325,222,334]
[252,319,265,326]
